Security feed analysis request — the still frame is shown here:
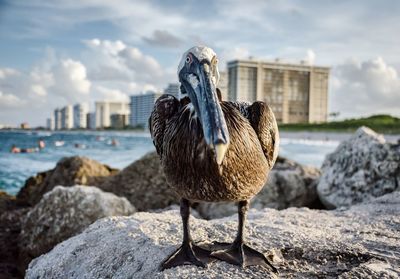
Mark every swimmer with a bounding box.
[38,139,46,149]
[10,145,21,153]
[111,138,119,146]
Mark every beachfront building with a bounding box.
[163,83,180,98]
[61,105,73,130]
[218,71,228,101]
[20,122,29,129]
[227,59,330,124]
[46,117,54,130]
[73,103,89,129]
[110,113,129,129]
[86,112,96,130]
[130,91,163,129]
[54,108,62,130]
[95,101,129,128]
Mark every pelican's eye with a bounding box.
[186,54,192,64]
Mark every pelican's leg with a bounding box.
[211,200,277,273]
[161,198,214,270]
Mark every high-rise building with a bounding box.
[95,101,129,128]
[227,59,330,123]
[218,71,228,101]
[110,113,129,129]
[130,91,163,129]
[61,105,73,129]
[73,103,89,129]
[46,117,54,130]
[163,83,180,98]
[86,112,96,130]
[54,108,61,130]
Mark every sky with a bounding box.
[0,0,399,126]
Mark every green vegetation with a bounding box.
[279,114,400,134]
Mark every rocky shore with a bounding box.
[1,126,399,278]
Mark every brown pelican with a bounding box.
[149,46,279,272]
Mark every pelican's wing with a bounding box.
[149,94,180,157]
[229,101,280,167]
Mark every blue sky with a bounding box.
[0,0,400,126]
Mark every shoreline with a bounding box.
[2,128,400,141]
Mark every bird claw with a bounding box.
[211,241,278,273]
[160,241,215,270]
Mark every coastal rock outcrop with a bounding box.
[196,157,322,219]
[0,206,29,279]
[99,152,178,211]
[0,190,17,212]
[317,126,400,209]
[18,185,135,271]
[26,192,400,278]
[17,156,118,206]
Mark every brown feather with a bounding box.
[149,93,279,202]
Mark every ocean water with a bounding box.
[0,130,340,195]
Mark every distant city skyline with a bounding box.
[1,0,400,126]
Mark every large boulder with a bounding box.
[18,185,135,272]
[317,126,400,209]
[26,192,400,278]
[17,156,119,206]
[99,152,178,211]
[196,157,321,219]
[0,191,28,279]
[0,207,29,279]
[0,190,17,212]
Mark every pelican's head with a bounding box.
[177,46,229,165]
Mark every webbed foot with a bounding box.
[161,241,215,270]
[211,241,277,273]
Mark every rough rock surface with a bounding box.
[0,190,18,212]
[0,207,29,279]
[26,192,400,278]
[99,152,179,211]
[17,156,118,206]
[317,126,400,209]
[19,185,135,271]
[196,157,322,219]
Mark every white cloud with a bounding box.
[0,91,25,108]
[330,57,400,118]
[218,47,250,70]
[51,59,91,101]
[95,85,129,102]
[304,49,316,65]
[0,68,20,79]
[82,38,170,88]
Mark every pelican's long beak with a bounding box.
[182,62,230,165]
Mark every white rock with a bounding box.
[19,185,135,268]
[26,192,400,278]
[317,126,400,209]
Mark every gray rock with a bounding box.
[99,152,179,211]
[26,192,400,278]
[317,126,400,209]
[196,157,321,219]
[17,156,119,206]
[19,185,135,271]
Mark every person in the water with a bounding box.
[10,139,45,153]
[38,139,46,149]
[10,145,38,153]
